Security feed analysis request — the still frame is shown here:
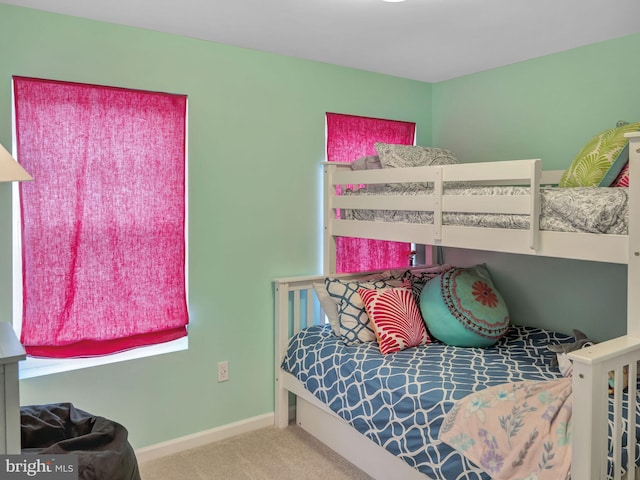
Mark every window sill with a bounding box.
[18,336,188,379]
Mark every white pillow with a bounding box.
[313,282,340,335]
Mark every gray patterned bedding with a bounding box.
[342,185,629,234]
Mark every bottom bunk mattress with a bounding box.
[280,324,639,480]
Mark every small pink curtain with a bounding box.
[14,77,189,358]
[326,113,416,273]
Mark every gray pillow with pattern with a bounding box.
[375,142,458,168]
[351,155,382,170]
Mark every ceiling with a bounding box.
[3,0,640,82]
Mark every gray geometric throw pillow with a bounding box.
[374,142,457,168]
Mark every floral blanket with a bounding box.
[440,377,572,480]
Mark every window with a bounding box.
[13,77,188,361]
[325,113,416,273]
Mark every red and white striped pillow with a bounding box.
[612,163,629,187]
[359,287,431,355]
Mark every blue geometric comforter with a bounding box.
[281,324,571,480]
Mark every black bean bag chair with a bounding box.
[20,403,140,480]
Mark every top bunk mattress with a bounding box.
[342,184,628,235]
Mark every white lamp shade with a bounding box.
[0,143,32,182]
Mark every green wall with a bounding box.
[0,4,431,448]
[433,34,640,167]
[432,33,640,341]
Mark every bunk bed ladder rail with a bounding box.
[569,338,640,480]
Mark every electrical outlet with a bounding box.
[217,361,229,382]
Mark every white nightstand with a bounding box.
[0,322,25,454]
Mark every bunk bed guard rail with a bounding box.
[323,159,547,274]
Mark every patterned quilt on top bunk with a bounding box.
[281,324,640,480]
[342,185,628,234]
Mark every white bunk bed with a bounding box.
[274,132,640,480]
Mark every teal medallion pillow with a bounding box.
[419,264,509,347]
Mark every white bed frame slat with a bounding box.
[444,194,532,215]
[628,361,638,480]
[332,165,440,185]
[333,194,436,212]
[613,365,624,480]
[331,221,628,265]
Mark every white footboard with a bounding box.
[569,336,640,480]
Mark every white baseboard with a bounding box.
[135,412,274,464]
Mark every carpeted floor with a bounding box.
[138,424,373,480]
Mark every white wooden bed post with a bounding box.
[323,163,337,276]
[626,132,640,336]
[274,281,291,428]
[569,132,640,480]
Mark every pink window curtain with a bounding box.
[326,113,416,273]
[14,77,189,358]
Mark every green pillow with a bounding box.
[559,122,640,188]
